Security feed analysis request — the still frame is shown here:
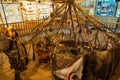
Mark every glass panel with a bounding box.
[95,0,116,17]
[115,2,120,17]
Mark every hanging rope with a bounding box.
[73,2,113,37]
[51,2,69,43]
[72,4,85,43]
[30,3,66,41]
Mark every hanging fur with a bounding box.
[81,43,120,80]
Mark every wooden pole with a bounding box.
[15,70,21,80]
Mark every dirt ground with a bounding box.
[1,41,120,80]
[21,60,120,80]
[20,61,52,80]
[0,55,120,80]
[23,59,120,80]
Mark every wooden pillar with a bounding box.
[15,70,21,80]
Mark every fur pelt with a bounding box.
[3,26,29,71]
[54,57,83,80]
[81,43,120,80]
[36,49,51,67]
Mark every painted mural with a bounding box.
[20,1,38,21]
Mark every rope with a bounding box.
[73,2,115,38]
[72,4,85,43]
[30,4,66,40]
[51,3,69,43]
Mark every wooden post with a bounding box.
[32,42,36,61]
[15,70,21,80]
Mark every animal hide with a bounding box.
[55,57,83,80]
[36,49,51,61]
[81,43,120,80]
[16,38,28,60]
[54,42,120,80]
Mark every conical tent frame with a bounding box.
[28,1,120,79]
[30,0,119,50]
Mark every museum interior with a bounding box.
[0,0,120,80]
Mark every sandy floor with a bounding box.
[20,61,52,80]
[0,41,120,80]
[0,55,120,80]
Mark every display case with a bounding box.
[95,0,116,17]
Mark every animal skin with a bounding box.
[82,43,120,80]
[36,49,51,66]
